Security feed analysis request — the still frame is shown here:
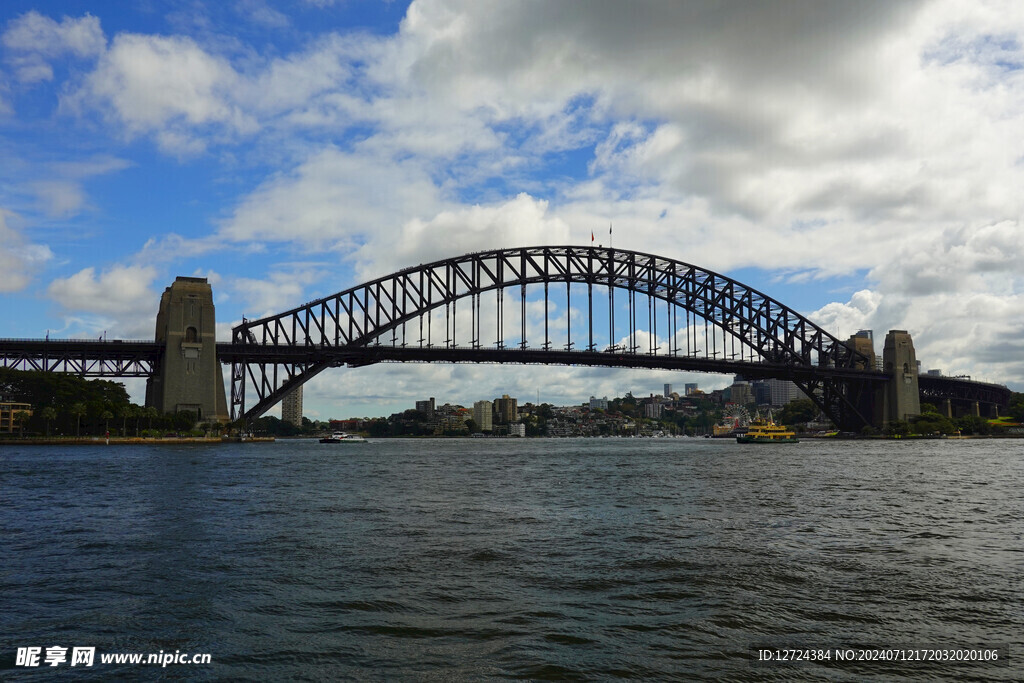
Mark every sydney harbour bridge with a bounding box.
[0,246,1012,430]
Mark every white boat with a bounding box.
[319,431,368,444]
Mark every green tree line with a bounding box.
[0,368,212,437]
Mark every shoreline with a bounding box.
[0,436,276,446]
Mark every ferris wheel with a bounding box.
[725,404,751,427]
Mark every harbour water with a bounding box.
[2,437,1020,680]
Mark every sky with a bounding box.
[2,0,1023,420]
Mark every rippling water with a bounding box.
[2,437,1021,680]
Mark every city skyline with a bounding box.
[2,1,1024,419]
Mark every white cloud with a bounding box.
[2,11,105,83]
[19,155,131,218]
[229,264,326,318]
[0,209,53,292]
[10,1,1024,407]
[72,33,254,153]
[47,264,159,321]
[219,146,442,249]
[809,291,883,341]
[235,0,290,29]
[30,180,86,218]
[361,193,572,278]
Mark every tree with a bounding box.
[127,404,141,436]
[173,410,197,432]
[886,420,911,437]
[70,402,87,436]
[366,418,389,438]
[1009,393,1024,422]
[777,398,817,426]
[119,405,133,436]
[41,406,57,436]
[957,415,990,436]
[14,410,30,437]
[101,410,114,435]
[911,412,956,435]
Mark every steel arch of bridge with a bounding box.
[230,246,882,426]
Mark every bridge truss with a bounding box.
[229,246,884,428]
[0,339,160,376]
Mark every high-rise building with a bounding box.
[684,383,698,396]
[750,378,799,407]
[849,329,879,371]
[473,400,493,432]
[281,386,303,427]
[663,383,672,398]
[493,394,517,424]
[645,396,664,418]
[415,397,436,417]
[767,379,799,406]
[729,379,752,406]
[753,381,772,406]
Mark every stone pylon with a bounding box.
[880,329,921,426]
[145,277,228,422]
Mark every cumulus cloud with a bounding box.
[219,146,442,249]
[0,209,53,292]
[47,264,159,319]
[809,290,883,341]
[72,33,253,153]
[2,10,105,83]
[361,193,572,278]
[229,263,327,318]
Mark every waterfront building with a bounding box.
[473,400,493,432]
[1,401,33,433]
[415,397,436,417]
[281,386,303,427]
[330,418,362,432]
[493,394,517,424]
[508,423,526,437]
[430,404,472,435]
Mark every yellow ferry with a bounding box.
[735,417,799,444]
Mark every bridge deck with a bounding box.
[216,343,891,383]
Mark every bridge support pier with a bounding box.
[880,330,921,427]
[146,277,228,422]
